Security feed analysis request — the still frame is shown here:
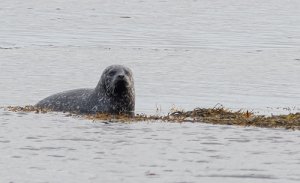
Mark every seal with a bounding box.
[35,65,135,115]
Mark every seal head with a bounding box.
[89,65,135,114]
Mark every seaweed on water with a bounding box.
[4,105,300,130]
[7,105,50,113]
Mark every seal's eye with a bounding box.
[108,70,116,76]
[124,70,130,76]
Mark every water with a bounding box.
[0,0,300,182]
[1,111,300,183]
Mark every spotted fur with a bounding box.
[36,65,135,115]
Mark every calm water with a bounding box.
[1,111,300,183]
[0,0,300,182]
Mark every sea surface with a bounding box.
[0,0,299,182]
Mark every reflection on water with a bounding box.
[0,0,300,182]
[0,110,300,183]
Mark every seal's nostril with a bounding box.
[118,75,125,79]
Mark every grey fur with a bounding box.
[36,65,135,115]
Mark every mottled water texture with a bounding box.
[1,0,300,182]
[1,109,300,183]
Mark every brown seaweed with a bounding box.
[5,105,300,130]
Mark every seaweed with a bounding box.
[5,105,300,130]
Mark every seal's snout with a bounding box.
[117,74,125,79]
[115,77,128,87]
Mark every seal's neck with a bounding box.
[90,79,135,114]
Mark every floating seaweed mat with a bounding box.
[6,105,300,130]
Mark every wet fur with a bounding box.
[36,65,135,115]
